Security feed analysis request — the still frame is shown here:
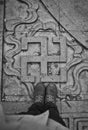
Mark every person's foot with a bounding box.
[34,82,45,105]
[45,83,57,104]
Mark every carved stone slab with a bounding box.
[0,0,88,130]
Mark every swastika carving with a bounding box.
[21,36,67,83]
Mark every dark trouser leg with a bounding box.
[27,103,45,115]
[45,102,66,127]
[19,103,44,115]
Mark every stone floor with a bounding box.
[0,0,88,129]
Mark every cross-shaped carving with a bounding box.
[21,36,67,83]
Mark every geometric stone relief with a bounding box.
[21,36,67,83]
[2,0,68,102]
[61,113,88,130]
[77,121,88,130]
[2,0,88,103]
[74,118,88,130]
[1,0,88,129]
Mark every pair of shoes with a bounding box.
[33,82,57,105]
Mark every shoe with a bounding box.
[34,82,45,104]
[45,83,57,104]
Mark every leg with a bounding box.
[19,82,45,115]
[18,103,42,115]
[45,102,66,127]
[45,83,66,127]
[27,103,45,115]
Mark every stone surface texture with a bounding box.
[0,0,88,130]
[0,0,4,101]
